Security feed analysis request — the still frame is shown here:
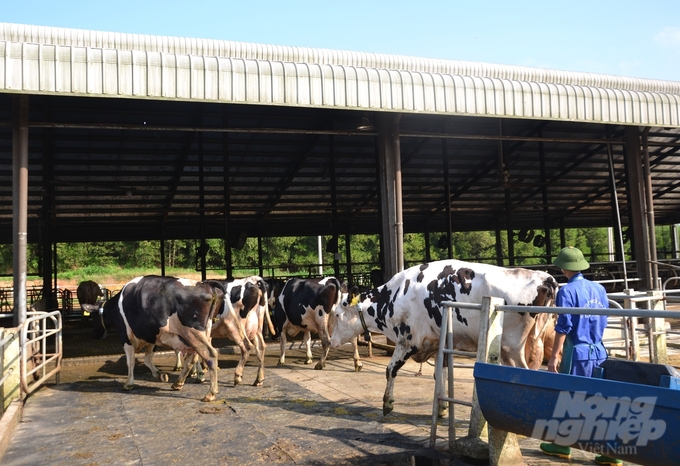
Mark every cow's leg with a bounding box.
[161,331,219,402]
[434,367,449,418]
[173,350,183,371]
[123,343,137,390]
[192,333,209,383]
[352,336,363,372]
[314,330,331,370]
[233,339,251,385]
[382,343,413,415]
[174,352,198,390]
[191,360,206,383]
[143,350,169,383]
[180,351,205,383]
[181,343,219,402]
[252,332,266,386]
[277,324,288,366]
[198,345,220,402]
[304,331,315,365]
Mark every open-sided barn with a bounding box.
[2,22,680,319]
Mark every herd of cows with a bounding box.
[79,259,559,414]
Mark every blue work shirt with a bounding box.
[555,273,608,362]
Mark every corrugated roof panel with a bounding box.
[4,21,680,95]
[2,31,680,127]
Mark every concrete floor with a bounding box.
[2,330,633,466]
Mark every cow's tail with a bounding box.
[257,278,277,336]
[227,297,251,344]
[532,311,553,340]
[264,299,276,336]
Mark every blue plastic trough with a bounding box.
[474,361,680,466]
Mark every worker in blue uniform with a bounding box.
[539,246,622,465]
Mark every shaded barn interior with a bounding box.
[3,95,680,244]
[2,23,680,310]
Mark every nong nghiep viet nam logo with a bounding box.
[531,391,666,447]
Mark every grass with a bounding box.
[0,266,235,290]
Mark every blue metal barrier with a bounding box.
[474,362,680,466]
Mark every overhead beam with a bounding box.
[22,120,624,145]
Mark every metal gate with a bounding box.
[20,310,62,396]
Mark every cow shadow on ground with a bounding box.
[283,426,448,466]
[51,355,274,401]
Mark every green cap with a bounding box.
[553,246,590,271]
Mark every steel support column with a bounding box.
[12,95,29,326]
[642,129,659,290]
[500,122,515,266]
[624,127,652,291]
[41,123,55,309]
[442,136,453,259]
[376,113,403,281]
[607,141,629,288]
[160,239,166,276]
[223,109,233,280]
[495,224,503,266]
[538,135,552,262]
[199,133,207,282]
[345,232,352,285]
[330,135,340,277]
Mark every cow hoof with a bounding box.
[193,376,205,384]
[305,359,313,365]
[437,407,449,418]
[355,362,363,372]
[234,376,243,386]
[123,384,135,391]
[253,379,264,387]
[171,382,184,391]
[314,362,324,370]
[201,393,216,402]
[277,360,285,366]
[159,372,169,383]
[382,403,394,416]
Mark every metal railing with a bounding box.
[20,310,62,396]
[430,291,678,453]
[0,330,19,398]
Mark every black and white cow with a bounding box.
[264,278,286,340]
[274,277,362,371]
[210,276,275,386]
[329,260,558,415]
[90,276,224,402]
[77,280,103,317]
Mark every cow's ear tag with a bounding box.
[350,296,360,306]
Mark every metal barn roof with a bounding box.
[1,23,680,251]
[2,23,680,126]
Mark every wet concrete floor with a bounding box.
[3,329,636,466]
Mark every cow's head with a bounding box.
[502,274,559,367]
[90,293,119,340]
[330,288,364,348]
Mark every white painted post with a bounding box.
[623,289,639,361]
[648,290,668,364]
[468,296,504,438]
[430,303,452,447]
[478,298,524,466]
[451,296,523,465]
